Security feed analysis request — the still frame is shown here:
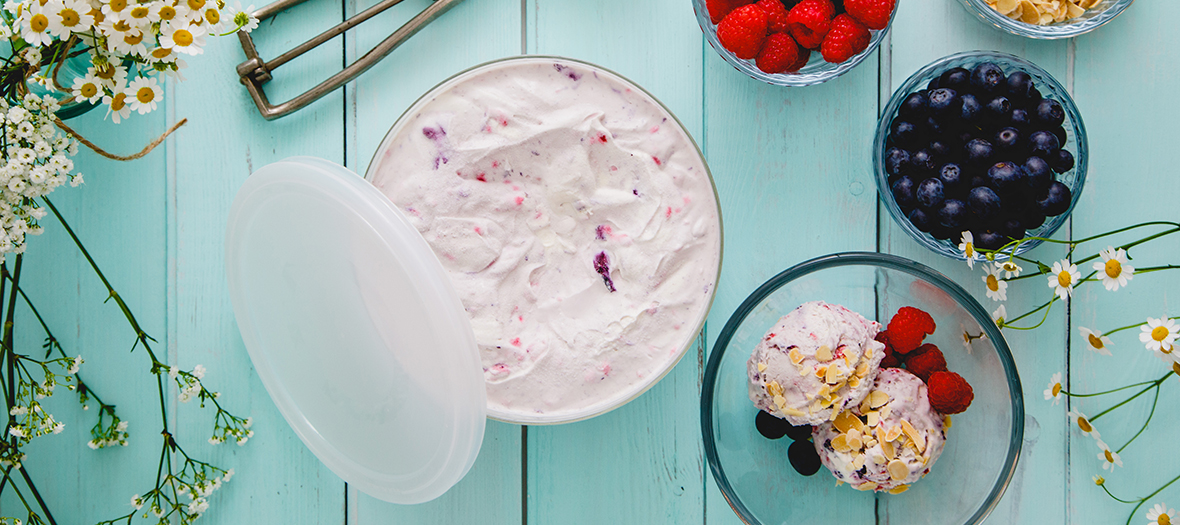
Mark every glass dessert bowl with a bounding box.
[960,0,1134,39]
[702,252,1023,525]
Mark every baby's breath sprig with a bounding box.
[99,433,235,525]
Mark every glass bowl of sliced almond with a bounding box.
[702,252,1023,525]
[961,0,1134,38]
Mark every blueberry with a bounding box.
[994,127,1021,153]
[928,88,960,116]
[1023,208,1047,229]
[931,225,956,240]
[785,423,813,442]
[1050,149,1075,173]
[1028,130,1061,157]
[1023,156,1052,190]
[937,199,969,229]
[1006,71,1035,100]
[909,207,935,232]
[884,147,910,176]
[956,130,976,148]
[968,171,989,189]
[788,440,822,476]
[910,149,936,175]
[959,93,983,123]
[1036,181,1072,216]
[986,96,1012,121]
[999,216,1026,242]
[971,62,1006,93]
[928,140,953,160]
[891,176,918,209]
[924,116,947,137]
[1051,125,1068,145]
[939,67,971,91]
[899,92,929,118]
[1010,108,1031,130]
[939,163,965,190]
[890,118,922,149]
[917,178,946,209]
[987,161,1026,193]
[1027,86,1043,106]
[1035,99,1065,127]
[965,138,994,166]
[968,186,1002,219]
[975,229,1005,250]
[927,77,941,91]
[756,410,790,440]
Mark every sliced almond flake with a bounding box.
[810,398,824,414]
[1065,2,1083,18]
[836,480,845,487]
[859,397,873,414]
[864,438,877,448]
[855,482,878,492]
[767,381,783,397]
[877,427,895,459]
[773,394,787,409]
[847,434,863,451]
[825,365,840,384]
[864,347,873,359]
[855,362,870,377]
[848,376,861,388]
[831,434,851,453]
[847,428,862,442]
[851,454,866,470]
[844,353,855,367]
[889,485,910,495]
[829,407,840,421]
[815,345,832,362]
[871,453,887,466]
[943,415,952,429]
[789,348,804,365]
[866,411,880,428]
[869,390,890,409]
[799,365,811,376]
[757,362,768,373]
[887,459,909,481]
[880,404,892,419]
[817,384,832,399]
[1019,0,1041,22]
[784,407,806,418]
[848,414,866,433]
[901,420,926,453]
[834,411,857,433]
[997,0,1019,13]
[815,365,828,379]
[885,425,903,442]
[905,440,920,455]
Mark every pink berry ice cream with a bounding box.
[366,58,721,423]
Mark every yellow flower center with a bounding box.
[1104,450,1114,463]
[965,243,974,258]
[59,8,79,26]
[1077,416,1092,433]
[1057,271,1072,289]
[1160,514,1171,525]
[123,32,143,45]
[136,86,154,103]
[158,5,175,19]
[151,47,171,58]
[1052,383,1061,397]
[204,7,218,23]
[986,274,999,292]
[187,0,205,10]
[1001,262,1017,273]
[110,92,126,111]
[172,28,193,46]
[1163,344,1174,355]
[1104,259,1122,279]
[1088,334,1104,349]
[109,0,126,12]
[30,13,49,32]
[90,7,103,23]
[1152,326,1170,342]
[79,83,98,98]
[129,5,149,18]
[1093,476,1105,486]
[95,65,116,80]
[113,20,131,31]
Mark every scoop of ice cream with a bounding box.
[747,301,886,426]
[813,367,948,493]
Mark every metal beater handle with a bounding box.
[236,0,465,120]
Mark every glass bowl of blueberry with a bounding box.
[692,0,898,87]
[874,50,1087,260]
[960,0,1134,39]
[702,252,1023,525]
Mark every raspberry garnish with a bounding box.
[718,4,770,59]
[756,0,791,33]
[904,343,948,383]
[819,13,870,64]
[844,0,895,30]
[786,0,835,50]
[756,32,805,74]
[927,371,974,415]
[887,306,936,354]
[706,0,753,24]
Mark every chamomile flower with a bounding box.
[89,63,127,90]
[1044,372,1062,405]
[46,0,94,38]
[152,0,181,23]
[107,24,149,56]
[958,231,976,269]
[71,72,104,104]
[125,76,160,114]
[1141,317,1179,355]
[1097,440,1122,471]
[1093,246,1134,291]
[100,0,130,21]
[159,21,206,55]
[122,0,157,27]
[983,263,1008,301]
[992,304,1007,327]
[1147,503,1175,525]
[226,1,257,32]
[22,1,54,46]
[1093,475,1104,486]
[1068,409,1100,441]
[1047,259,1081,301]
[197,4,222,31]
[998,259,1022,278]
[102,90,131,123]
[1078,327,1113,356]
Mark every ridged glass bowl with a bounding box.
[874,51,1087,262]
[702,252,1023,525]
[691,0,897,86]
[961,0,1134,39]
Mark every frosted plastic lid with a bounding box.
[224,156,486,504]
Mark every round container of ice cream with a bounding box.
[366,56,723,425]
[702,252,1022,525]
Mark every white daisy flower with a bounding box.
[1147,503,1175,525]
[1092,475,1104,486]
[983,263,1008,301]
[196,4,223,31]
[100,0,130,21]
[159,21,207,55]
[107,25,149,57]
[998,259,1022,279]
[152,1,182,23]
[71,72,104,104]
[45,0,94,38]
[958,231,976,269]
[226,1,257,32]
[1140,317,1179,357]
[1096,440,1122,471]
[1043,372,1062,405]
[1047,259,1081,301]
[89,63,128,90]
[992,304,1007,327]
[1093,246,1134,291]
[125,76,160,114]
[1067,409,1100,441]
[1078,327,1112,356]
[22,2,54,46]
[102,91,131,123]
[122,0,157,27]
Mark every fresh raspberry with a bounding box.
[756,0,791,33]
[718,5,770,60]
[755,32,803,74]
[927,371,974,414]
[904,344,947,383]
[786,0,835,50]
[820,14,870,64]
[844,0,895,30]
[789,47,811,71]
[707,0,753,24]
[875,331,902,368]
[887,306,936,354]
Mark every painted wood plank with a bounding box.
[169,2,350,523]
[1068,4,1180,524]
[344,0,523,522]
[524,0,706,524]
[882,2,1073,524]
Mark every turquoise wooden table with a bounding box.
[12,0,1179,523]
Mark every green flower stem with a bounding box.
[1005,297,1055,325]
[1090,372,1172,422]
[1100,483,1142,505]
[0,467,38,520]
[1061,378,1162,398]
[1117,384,1160,454]
[1125,472,1180,525]
[1003,297,1056,331]
[997,223,1180,282]
[1104,316,1180,337]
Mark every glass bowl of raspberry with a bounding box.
[960,0,1134,39]
[702,252,1023,525]
[692,0,898,86]
[873,51,1087,262]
